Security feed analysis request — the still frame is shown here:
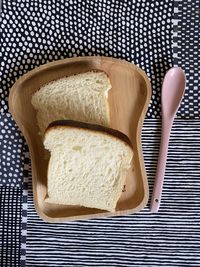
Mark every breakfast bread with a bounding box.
[44,120,133,212]
[31,71,111,136]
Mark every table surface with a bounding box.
[0,1,200,266]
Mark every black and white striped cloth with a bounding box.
[0,0,200,266]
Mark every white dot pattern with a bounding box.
[0,0,174,118]
[0,113,25,186]
[173,0,200,118]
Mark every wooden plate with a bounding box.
[9,56,151,222]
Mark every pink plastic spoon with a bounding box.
[150,67,186,213]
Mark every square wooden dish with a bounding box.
[9,56,151,222]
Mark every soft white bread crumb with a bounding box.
[44,121,133,212]
[31,71,111,136]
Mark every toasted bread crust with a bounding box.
[45,120,133,149]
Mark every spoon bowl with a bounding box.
[162,67,186,118]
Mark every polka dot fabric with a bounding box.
[0,113,25,187]
[0,0,174,118]
[174,0,200,118]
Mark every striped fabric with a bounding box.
[0,186,22,267]
[25,119,200,266]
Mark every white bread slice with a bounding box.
[44,120,133,212]
[31,71,111,136]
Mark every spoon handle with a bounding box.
[150,118,173,212]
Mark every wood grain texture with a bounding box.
[9,56,151,222]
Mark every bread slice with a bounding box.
[44,120,133,212]
[31,71,111,136]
